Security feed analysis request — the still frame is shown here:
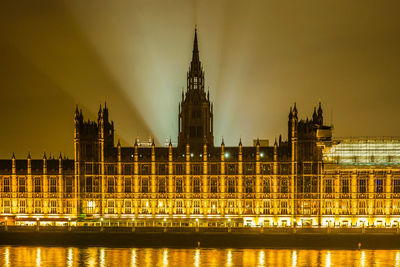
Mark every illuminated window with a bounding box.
[244,164,255,175]
[340,200,350,215]
[34,177,41,193]
[141,200,149,214]
[86,201,95,214]
[280,201,288,215]
[175,178,183,193]
[140,164,150,175]
[210,178,218,193]
[107,177,115,193]
[193,200,200,214]
[50,177,57,193]
[228,178,235,193]
[124,200,131,214]
[19,199,26,213]
[393,200,400,215]
[192,164,202,175]
[93,177,100,193]
[3,177,10,193]
[124,164,132,175]
[209,164,219,175]
[158,200,165,214]
[228,200,235,214]
[3,199,11,213]
[50,200,57,214]
[107,200,115,214]
[124,178,132,193]
[176,200,183,214]
[158,164,167,175]
[393,178,400,194]
[141,178,149,193]
[341,179,350,194]
[358,200,366,215]
[227,164,237,175]
[324,179,332,194]
[261,164,272,175]
[263,200,270,214]
[193,178,200,193]
[324,200,332,215]
[211,200,218,214]
[175,164,184,175]
[66,200,73,214]
[375,200,384,215]
[245,178,253,194]
[280,178,288,194]
[158,177,166,193]
[85,177,92,193]
[34,200,42,214]
[375,178,384,194]
[65,177,73,194]
[357,178,367,194]
[263,178,270,194]
[245,200,253,214]
[18,177,26,193]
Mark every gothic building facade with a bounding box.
[1,30,400,228]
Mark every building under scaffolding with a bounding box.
[323,137,400,166]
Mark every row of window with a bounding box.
[4,199,398,216]
[84,163,289,175]
[83,177,285,194]
[2,177,400,195]
[1,199,73,214]
[323,178,400,194]
[0,177,73,193]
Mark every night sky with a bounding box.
[0,1,399,158]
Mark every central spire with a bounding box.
[178,28,214,150]
[192,28,199,66]
[188,28,204,89]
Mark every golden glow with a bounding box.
[4,247,10,267]
[194,249,200,267]
[162,249,168,267]
[226,249,233,267]
[67,248,73,267]
[360,251,366,267]
[100,248,106,267]
[258,250,265,267]
[3,247,400,266]
[36,248,41,267]
[131,248,137,267]
[292,250,297,267]
[325,251,331,267]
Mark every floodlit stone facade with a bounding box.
[1,30,399,228]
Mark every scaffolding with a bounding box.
[323,137,400,165]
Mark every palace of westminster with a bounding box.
[1,30,400,228]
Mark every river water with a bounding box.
[0,246,398,266]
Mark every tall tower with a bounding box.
[178,29,214,150]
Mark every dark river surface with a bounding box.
[0,246,398,266]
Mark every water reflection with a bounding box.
[226,249,232,267]
[292,250,297,267]
[258,250,265,267]
[194,249,200,267]
[36,247,41,267]
[1,247,400,266]
[131,248,137,267]
[4,247,9,267]
[325,251,331,267]
[162,249,168,267]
